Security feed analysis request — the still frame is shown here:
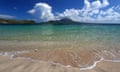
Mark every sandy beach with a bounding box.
[0,55,120,72]
[0,55,80,72]
[81,61,120,72]
[0,41,120,72]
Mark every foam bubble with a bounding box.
[80,57,104,70]
[0,51,29,57]
[0,50,120,71]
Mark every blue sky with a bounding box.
[0,0,83,19]
[0,0,120,23]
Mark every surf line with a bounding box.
[80,57,104,70]
[0,51,73,68]
[0,51,120,71]
[80,58,120,70]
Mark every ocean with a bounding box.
[0,24,120,68]
[0,24,120,42]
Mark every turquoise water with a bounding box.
[0,24,120,49]
[0,24,120,42]
[0,24,120,61]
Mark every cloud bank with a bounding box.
[28,0,120,23]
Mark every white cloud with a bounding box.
[56,0,110,22]
[56,9,81,21]
[0,14,15,19]
[28,0,120,23]
[28,3,54,22]
[96,7,120,23]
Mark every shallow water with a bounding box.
[0,24,120,68]
[0,24,120,42]
[0,24,120,48]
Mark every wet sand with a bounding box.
[81,61,120,72]
[16,49,101,68]
[0,55,80,72]
[0,55,120,72]
[0,41,120,72]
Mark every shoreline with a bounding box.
[0,55,120,72]
[0,40,120,72]
[0,51,120,71]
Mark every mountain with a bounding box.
[0,18,79,25]
[40,18,120,25]
[0,18,35,24]
[0,18,117,25]
[40,18,81,25]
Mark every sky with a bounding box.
[0,0,120,23]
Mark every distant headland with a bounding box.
[0,18,80,25]
[0,18,35,24]
[0,18,120,25]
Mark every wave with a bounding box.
[0,49,120,71]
